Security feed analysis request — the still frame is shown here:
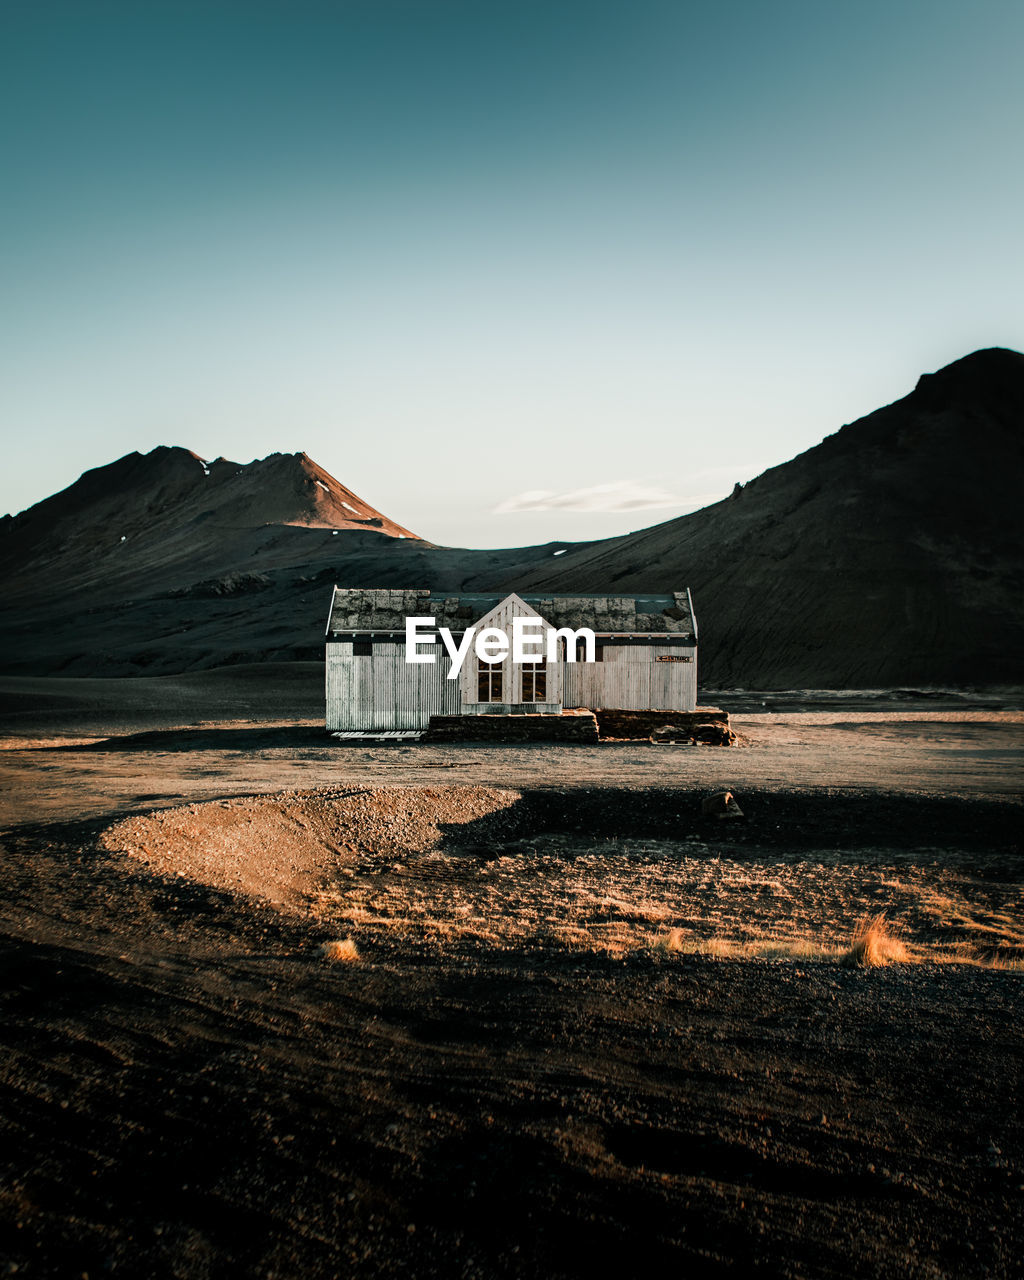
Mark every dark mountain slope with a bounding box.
[0,446,420,602]
[0,447,582,675]
[511,349,1024,687]
[3,351,1021,684]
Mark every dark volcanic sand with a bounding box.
[0,675,1022,1278]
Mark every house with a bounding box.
[325,587,698,732]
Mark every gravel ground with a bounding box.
[98,785,1024,964]
[1,710,1022,835]
[1,783,1022,1278]
[0,681,1021,1278]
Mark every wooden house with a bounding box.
[325,588,697,732]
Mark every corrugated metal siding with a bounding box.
[563,644,697,712]
[326,641,459,730]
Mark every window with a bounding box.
[353,639,373,656]
[561,638,604,662]
[477,660,503,702]
[521,665,547,702]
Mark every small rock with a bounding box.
[701,790,744,820]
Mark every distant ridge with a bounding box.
[0,446,572,675]
[512,348,1024,687]
[1,350,1022,684]
[2,445,418,565]
[0,445,428,609]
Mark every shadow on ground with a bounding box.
[51,726,338,752]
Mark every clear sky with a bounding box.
[2,0,1022,547]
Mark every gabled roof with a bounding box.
[326,588,696,638]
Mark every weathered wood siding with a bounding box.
[563,644,697,712]
[325,641,459,731]
[326,599,698,727]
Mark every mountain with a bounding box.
[511,348,1024,687]
[2,350,1022,685]
[0,447,579,675]
[0,446,419,597]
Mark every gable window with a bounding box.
[477,660,503,702]
[521,664,547,702]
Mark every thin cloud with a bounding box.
[494,481,726,515]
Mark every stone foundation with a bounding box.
[423,711,599,744]
[594,707,733,743]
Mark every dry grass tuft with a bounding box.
[752,938,829,961]
[840,914,910,968]
[971,945,1024,972]
[655,931,837,961]
[320,938,360,963]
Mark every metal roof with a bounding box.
[326,588,696,638]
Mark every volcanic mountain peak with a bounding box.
[7,445,419,539]
[910,346,1024,415]
[185,447,421,536]
[743,346,1024,493]
[0,445,422,605]
[913,345,1024,385]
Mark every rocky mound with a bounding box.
[514,348,1024,687]
[96,784,1024,961]
[99,786,522,909]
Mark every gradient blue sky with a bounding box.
[2,0,1021,546]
